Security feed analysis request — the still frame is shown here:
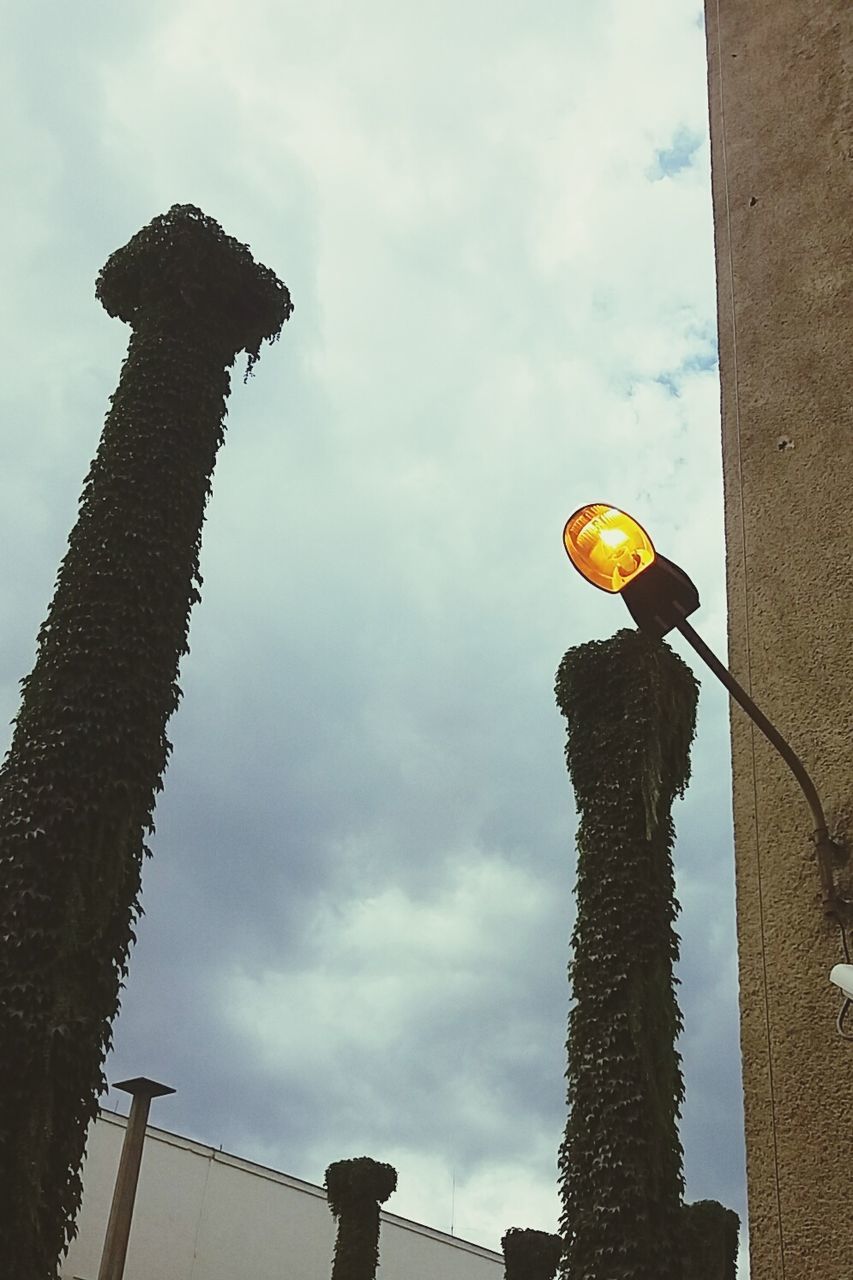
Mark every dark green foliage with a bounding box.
[680,1200,740,1280]
[325,1157,398,1280]
[501,1227,563,1280]
[555,628,699,1280]
[97,202,293,378]
[0,205,290,1276]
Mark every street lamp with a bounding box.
[563,503,847,925]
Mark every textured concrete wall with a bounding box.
[703,2,853,1277]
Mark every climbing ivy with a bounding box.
[96,202,291,377]
[325,1157,398,1280]
[501,1227,563,1280]
[681,1200,740,1280]
[0,204,291,1276]
[555,628,698,1280]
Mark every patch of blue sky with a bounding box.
[683,347,719,373]
[649,126,704,180]
[656,341,719,397]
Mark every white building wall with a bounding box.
[63,1112,504,1280]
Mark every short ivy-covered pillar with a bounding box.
[325,1157,398,1280]
[501,1227,563,1280]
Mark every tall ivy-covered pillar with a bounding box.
[0,205,291,1276]
[555,628,699,1280]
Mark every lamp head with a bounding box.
[563,503,700,638]
[563,504,656,593]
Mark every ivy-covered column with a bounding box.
[501,1227,563,1280]
[325,1157,398,1280]
[0,205,291,1276]
[555,628,698,1280]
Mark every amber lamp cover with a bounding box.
[563,504,656,593]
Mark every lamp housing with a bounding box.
[621,555,700,639]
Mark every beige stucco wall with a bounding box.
[703,2,853,1277]
[62,1112,503,1280]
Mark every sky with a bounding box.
[1,0,748,1272]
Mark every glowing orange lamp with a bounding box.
[562,501,847,930]
[563,503,699,637]
[563,504,655,593]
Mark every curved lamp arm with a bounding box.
[675,617,845,920]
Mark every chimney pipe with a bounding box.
[97,1077,175,1280]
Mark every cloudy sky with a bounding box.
[1,0,747,1270]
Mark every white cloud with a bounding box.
[222,855,550,1069]
[377,1144,561,1253]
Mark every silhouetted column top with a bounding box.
[96,203,293,369]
